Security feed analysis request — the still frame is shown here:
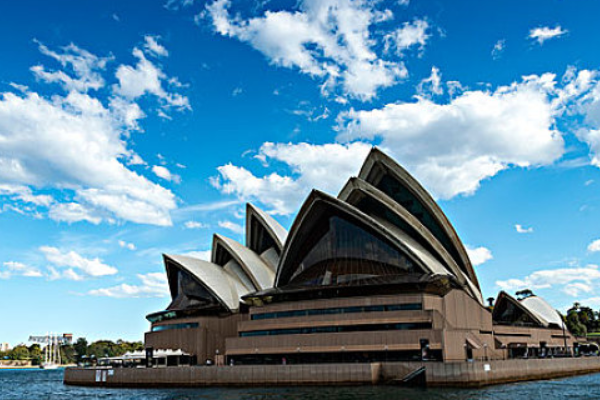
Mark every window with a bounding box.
[152,322,199,332]
[285,215,418,287]
[251,303,422,320]
[240,322,431,337]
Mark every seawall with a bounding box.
[64,358,600,388]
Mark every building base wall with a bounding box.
[64,358,600,388]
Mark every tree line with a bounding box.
[0,338,143,365]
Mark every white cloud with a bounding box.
[0,42,182,226]
[184,220,207,229]
[31,40,111,92]
[40,246,118,277]
[204,0,408,100]
[0,184,54,207]
[184,250,212,261]
[218,220,244,234]
[466,246,493,267]
[515,224,534,234]
[337,74,565,199]
[152,165,181,183]
[384,19,429,55]
[114,48,189,111]
[588,239,600,253]
[492,39,505,59]
[143,35,169,57]
[529,25,568,44]
[212,142,371,215]
[0,261,43,279]
[49,202,102,224]
[118,240,136,251]
[88,272,169,298]
[496,265,600,293]
[416,66,442,98]
[563,282,592,297]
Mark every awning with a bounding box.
[465,337,481,349]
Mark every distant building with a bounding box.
[143,147,574,365]
[62,334,73,345]
[0,343,10,352]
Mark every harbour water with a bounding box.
[1,369,600,400]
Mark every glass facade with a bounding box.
[251,303,422,320]
[240,322,432,337]
[167,266,220,311]
[493,297,539,327]
[152,322,199,332]
[285,214,418,287]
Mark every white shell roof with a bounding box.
[165,254,249,311]
[520,296,566,329]
[247,203,288,250]
[212,234,275,290]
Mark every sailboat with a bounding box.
[40,333,61,369]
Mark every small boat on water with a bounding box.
[39,333,61,370]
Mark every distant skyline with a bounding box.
[2,0,600,345]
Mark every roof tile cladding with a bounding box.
[160,147,484,314]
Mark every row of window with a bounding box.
[152,322,199,332]
[239,322,431,337]
[250,303,422,320]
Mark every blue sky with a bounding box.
[2,0,600,346]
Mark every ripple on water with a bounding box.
[1,369,599,400]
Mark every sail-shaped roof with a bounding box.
[358,147,479,289]
[520,296,566,329]
[212,234,275,290]
[339,177,483,304]
[275,190,455,288]
[246,203,287,253]
[163,254,247,312]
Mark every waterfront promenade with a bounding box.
[64,357,600,388]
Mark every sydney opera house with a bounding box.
[144,148,574,366]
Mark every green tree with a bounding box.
[73,338,88,361]
[9,345,30,360]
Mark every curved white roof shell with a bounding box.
[212,234,275,290]
[275,190,456,287]
[164,254,248,312]
[246,203,287,251]
[521,296,566,329]
[339,177,483,304]
[359,148,479,289]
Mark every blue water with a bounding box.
[1,369,600,400]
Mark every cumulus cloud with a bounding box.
[31,40,112,92]
[184,220,207,229]
[218,220,244,234]
[466,246,493,267]
[0,40,188,226]
[212,142,371,215]
[204,0,410,100]
[151,165,181,183]
[496,265,600,294]
[118,240,136,251]
[114,48,189,111]
[416,66,442,98]
[384,19,429,55]
[529,25,568,44]
[40,246,118,277]
[515,224,534,234]
[88,272,169,298]
[144,35,169,57]
[0,261,43,279]
[588,239,600,253]
[492,39,505,59]
[337,73,565,199]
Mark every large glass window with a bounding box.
[251,303,422,320]
[167,267,220,311]
[493,298,539,327]
[240,322,431,337]
[152,322,199,332]
[286,215,418,287]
